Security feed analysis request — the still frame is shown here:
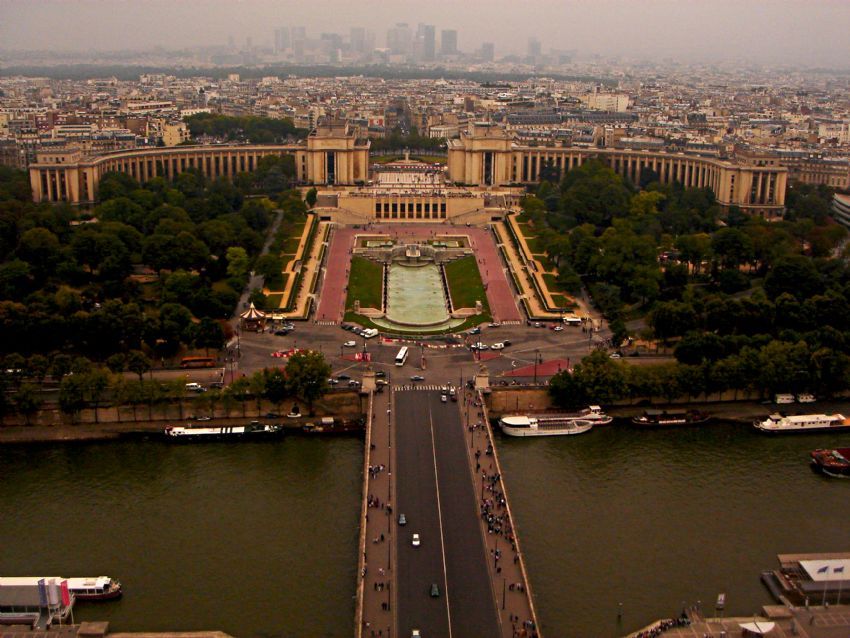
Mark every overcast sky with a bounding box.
[2,0,849,66]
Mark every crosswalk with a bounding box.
[393,384,456,392]
[315,320,338,326]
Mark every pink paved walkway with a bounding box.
[315,224,522,324]
[316,227,358,322]
[504,358,571,377]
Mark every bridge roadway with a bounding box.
[394,389,501,638]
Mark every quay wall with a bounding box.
[354,391,374,638]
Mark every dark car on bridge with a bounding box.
[430,583,440,598]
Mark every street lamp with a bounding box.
[533,349,540,385]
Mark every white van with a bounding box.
[362,328,379,339]
[774,394,795,404]
[185,382,205,392]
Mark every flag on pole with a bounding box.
[61,580,71,606]
[37,579,48,607]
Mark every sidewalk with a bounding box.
[495,216,595,323]
[462,387,541,638]
[356,389,394,638]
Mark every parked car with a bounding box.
[797,393,817,403]
[375,370,386,377]
[185,382,206,392]
[468,327,481,335]
[327,378,339,385]
[491,343,505,350]
[348,379,360,387]
[609,353,621,359]
[337,373,351,381]
[488,322,501,328]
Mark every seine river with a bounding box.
[1,422,848,637]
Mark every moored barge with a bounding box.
[164,422,283,440]
[631,409,711,427]
[754,413,848,434]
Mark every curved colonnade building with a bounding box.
[29,121,787,218]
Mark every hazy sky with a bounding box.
[2,0,849,66]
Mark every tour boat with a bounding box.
[753,413,848,434]
[499,415,594,437]
[810,448,850,477]
[66,576,123,600]
[163,422,283,440]
[631,409,711,428]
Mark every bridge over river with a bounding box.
[356,383,539,638]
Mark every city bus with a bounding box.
[395,346,409,367]
[180,356,217,369]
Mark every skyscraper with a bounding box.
[417,24,436,61]
[440,29,458,56]
[350,27,366,54]
[274,28,290,54]
[480,42,495,62]
[528,37,542,59]
[387,23,412,55]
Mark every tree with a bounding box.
[263,368,288,413]
[226,246,250,280]
[13,383,43,425]
[86,368,111,423]
[50,353,73,381]
[285,351,331,414]
[59,374,88,422]
[127,350,152,383]
[26,354,50,384]
[194,317,225,355]
[764,256,823,300]
[305,187,318,209]
[648,301,698,342]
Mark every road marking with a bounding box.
[428,406,453,638]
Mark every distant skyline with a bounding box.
[2,0,850,67]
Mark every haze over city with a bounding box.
[2,0,850,66]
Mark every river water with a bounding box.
[497,421,850,637]
[0,437,362,638]
[1,424,848,638]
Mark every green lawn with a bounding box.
[444,255,489,311]
[543,273,564,292]
[536,255,557,272]
[265,293,283,308]
[525,236,545,255]
[346,256,384,310]
[550,294,576,310]
[266,272,289,292]
[282,237,301,254]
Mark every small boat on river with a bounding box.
[754,413,847,434]
[66,576,123,600]
[630,409,711,427]
[810,448,850,477]
[164,422,283,441]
